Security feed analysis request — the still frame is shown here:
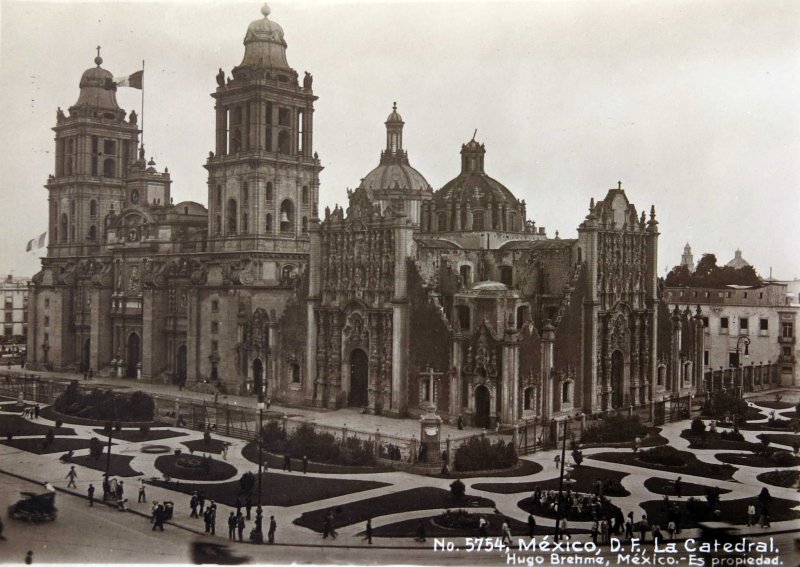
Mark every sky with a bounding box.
[0,0,798,280]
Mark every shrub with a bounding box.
[103,421,112,434]
[44,428,55,448]
[685,497,710,520]
[89,436,103,459]
[705,486,721,507]
[600,478,627,497]
[55,420,63,429]
[204,430,212,445]
[702,392,748,420]
[260,420,287,451]
[114,422,122,433]
[581,414,649,444]
[638,446,686,467]
[139,424,150,439]
[454,436,517,472]
[769,451,796,467]
[720,430,744,442]
[767,418,790,429]
[571,448,583,467]
[6,431,13,442]
[690,418,706,436]
[437,509,477,529]
[450,479,466,499]
[239,472,256,494]
[174,448,182,456]
[53,386,154,422]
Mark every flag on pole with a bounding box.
[111,70,143,89]
[25,232,47,252]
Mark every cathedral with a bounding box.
[27,5,704,426]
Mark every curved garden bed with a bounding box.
[154,453,237,481]
[588,448,737,481]
[680,430,763,451]
[578,427,668,450]
[755,470,800,489]
[92,428,187,442]
[0,414,76,436]
[149,472,389,507]
[41,405,167,428]
[750,400,794,410]
[294,487,495,532]
[518,494,622,523]
[756,433,800,448]
[432,458,542,479]
[1,437,113,455]
[643,477,732,498]
[473,465,628,496]
[242,441,392,474]
[69,453,141,477]
[714,452,800,468]
[369,512,582,538]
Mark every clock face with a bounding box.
[130,189,139,204]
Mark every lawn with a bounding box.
[0,437,112,455]
[641,496,800,528]
[473,466,629,496]
[643,477,732,498]
[0,414,76,436]
[183,438,233,455]
[293,487,495,532]
[432,458,542,479]
[750,401,794,410]
[518,495,622,523]
[154,454,238,481]
[755,470,800,489]
[149,472,389,508]
[40,405,169,427]
[69,453,142,477]
[588,450,738,481]
[680,430,764,451]
[242,441,393,474]
[369,513,587,538]
[756,433,800,448]
[713,452,800,468]
[92,428,188,442]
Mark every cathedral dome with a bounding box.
[239,3,292,71]
[72,55,120,112]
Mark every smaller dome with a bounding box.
[386,102,403,124]
[471,281,509,291]
[73,56,120,112]
[361,163,431,194]
[238,3,292,71]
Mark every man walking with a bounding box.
[245,496,252,520]
[65,466,78,489]
[34,404,40,419]
[302,455,308,474]
[527,513,536,537]
[501,518,512,546]
[116,480,124,501]
[190,493,199,518]
[198,491,206,515]
[87,483,95,507]
[209,502,217,535]
[747,502,757,526]
[283,453,292,472]
[228,512,237,540]
[237,514,246,543]
[138,479,146,503]
[364,518,372,544]
[152,504,165,531]
[674,477,683,499]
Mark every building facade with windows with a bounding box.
[26,5,700,424]
[2,275,29,340]
[664,282,797,386]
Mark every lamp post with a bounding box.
[734,336,750,398]
[554,417,570,541]
[255,394,265,544]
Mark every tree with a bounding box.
[665,264,692,286]
[450,478,466,499]
[239,472,256,494]
[694,254,718,279]
[571,448,583,467]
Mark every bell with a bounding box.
[280,211,290,223]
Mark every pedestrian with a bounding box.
[235,497,242,518]
[116,480,124,500]
[245,496,252,520]
[102,476,110,501]
[221,443,228,461]
[625,519,633,541]
[667,520,676,541]
[209,504,216,535]
[457,414,464,430]
[66,466,78,489]
[323,510,337,539]
[152,504,165,531]
[653,524,663,545]
[302,455,308,474]
[268,515,276,544]
[228,512,237,540]
[364,518,372,544]
[559,517,569,541]
[204,508,211,533]
[283,452,292,472]
[527,513,536,537]
[25,551,33,565]
[198,491,206,514]
[87,483,95,507]
[0,516,5,540]
[674,476,682,498]
[600,518,609,544]
[639,515,648,542]
[190,493,199,518]
[554,454,561,469]
[151,501,159,523]
[501,519,512,546]
[34,404,39,419]
[747,502,756,526]
[591,520,599,544]
[138,479,146,503]
[88,368,93,379]
[238,514,246,543]
[478,516,488,537]
[415,520,426,542]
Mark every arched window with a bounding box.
[516,305,529,329]
[70,225,75,242]
[291,363,301,383]
[302,186,308,204]
[280,199,294,233]
[70,200,76,216]
[459,265,471,287]
[265,213,272,232]
[215,185,222,208]
[103,158,115,178]
[278,130,290,154]
[509,213,517,232]
[229,106,242,153]
[89,200,98,218]
[88,225,97,241]
[242,212,249,233]
[472,210,485,230]
[226,198,237,234]
[524,387,533,410]
[437,213,447,232]
[242,182,249,204]
[60,214,68,243]
[266,182,273,201]
[215,216,222,235]
[456,305,470,331]
[499,266,513,286]
[562,381,572,404]
[301,216,308,233]
[657,365,666,386]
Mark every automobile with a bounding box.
[190,541,249,565]
[697,522,747,563]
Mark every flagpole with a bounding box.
[141,60,145,151]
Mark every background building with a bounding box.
[2,275,29,340]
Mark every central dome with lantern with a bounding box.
[357,103,433,224]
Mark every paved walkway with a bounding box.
[1,382,798,551]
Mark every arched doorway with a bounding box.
[475,385,491,428]
[175,345,187,385]
[348,349,369,407]
[253,358,263,397]
[611,350,624,408]
[126,333,140,378]
[82,338,90,372]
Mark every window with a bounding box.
[216,186,222,208]
[88,225,97,241]
[783,322,794,338]
[242,212,249,233]
[456,305,470,331]
[4,312,12,323]
[760,319,769,331]
[278,108,290,126]
[266,182,273,202]
[437,213,447,232]
[211,321,219,334]
[657,366,665,386]
[44,298,50,309]
[44,316,50,327]
[291,363,301,384]
[562,381,572,404]
[743,292,748,299]
[472,210,485,230]
[103,158,115,177]
[701,317,709,328]
[740,317,749,330]
[215,216,222,235]
[720,317,729,331]
[302,186,308,204]
[265,213,272,232]
[499,266,513,287]
[280,200,294,233]
[211,300,219,312]
[782,346,791,357]
[704,351,709,365]
[459,265,471,287]
[89,200,98,218]
[278,130,290,154]
[704,291,710,298]
[91,136,98,175]
[226,198,238,234]
[242,182,249,204]
[301,216,307,233]
[211,340,218,352]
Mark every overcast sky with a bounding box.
[1,0,798,280]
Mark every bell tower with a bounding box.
[205,4,322,252]
[47,49,140,258]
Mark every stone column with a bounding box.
[450,339,462,419]
[540,320,555,421]
[89,287,112,373]
[670,307,682,395]
[216,105,227,155]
